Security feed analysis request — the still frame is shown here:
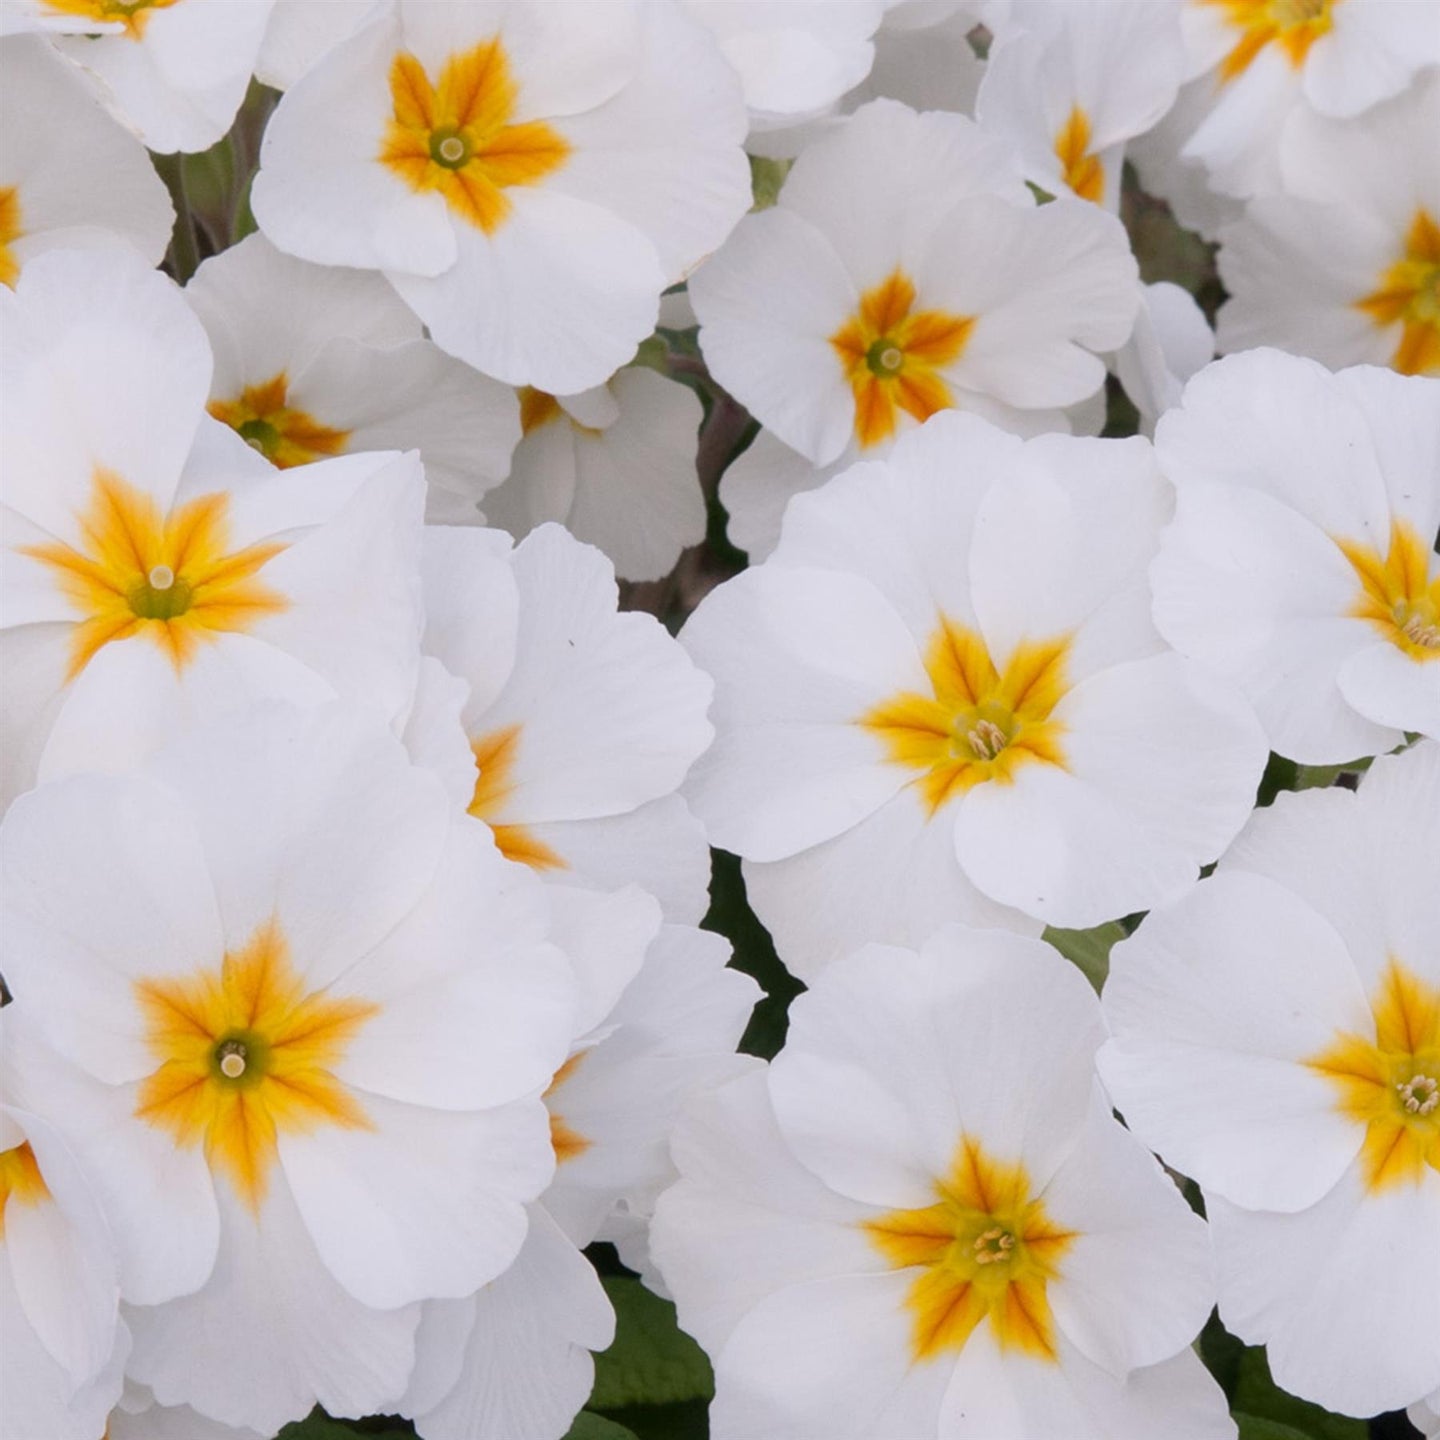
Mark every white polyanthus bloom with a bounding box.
[1217,72,1440,377]
[482,368,706,582]
[977,0,1186,211]
[1099,740,1440,1417]
[187,233,520,524]
[403,918,758,1440]
[255,0,381,90]
[691,99,1139,472]
[1174,0,1440,199]
[0,1045,127,1440]
[684,0,886,138]
[410,524,715,924]
[0,248,427,810]
[1112,280,1216,434]
[28,0,276,153]
[253,0,751,393]
[1151,350,1440,763]
[0,702,579,1432]
[651,930,1230,1440]
[109,1385,266,1440]
[0,37,173,289]
[681,412,1267,973]
[1412,1390,1440,1439]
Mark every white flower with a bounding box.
[188,232,520,523]
[976,0,1186,211]
[690,98,1139,471]
[1151,349,1440,763]
[0,35,174,289]
[1099,740,1440,1416]
[252,0,751,392]
[1412,1389,1440,1439]
[0,247,427,809]
[1,1028,127,1440]
[1216,71,1440,377]
[651,929,1229,1440]
[1112,281,1215,436]
[41,0,277,153]
[109,1383,267,1440]
[682,412,1267,974]
[409,523,715,924]
[1174,0,1440,199]
[482,367,706,582]
[0,702,579,1432]
[254,0,381,91]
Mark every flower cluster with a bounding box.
[1,1,1438,1438]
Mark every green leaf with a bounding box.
[589,1276,714,1410]
[748,155,791,210]
[273,1412,412,1440]
[1043,921,1127,993]
[1231,1348,1366,1440]
[562,1413,640,1440]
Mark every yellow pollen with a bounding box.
[467,724,568,871]
[861,618,1071,815]
[133,919,379,1211]
[379,39,571,234]
[208,373,351,469]
[41,0,179,40]
[864,1137,1075,1363]
[1054,106,1105,205]
[0,186,22,289]
[1334,518,1440,664]
[17,468,288,680]
[1306,959,1440,1192]
[1355,209,1440,377]
[830,271,975,449]
[1204,0,1339,82]
[0,1142,51,1239]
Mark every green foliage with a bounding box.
[1043,920,1127,993]
[274,1411,413,1440]
[1232,1349,1367,1440]
[748,155,791,210]
[562,1413,641,1440]
[703,849,803,1058]
[590,1276,714,1410]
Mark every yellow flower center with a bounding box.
[17,468,289,680]
[518,387,564,436]
[0,1142,51,1239]
[1335,518,1440,663]
[545,1051,589,1164]
[133,919,379,1211]
[0,186,22,289]
[379,38,571,235]
[1307,960,1440,1192]
[1354,209,1440,377]
[467,724,568,871]
[865,1138,1076,1363]
[829,271,975,450]
[1054,106,1105,205]
[861,618,1071,815]
[41,0,179,40]
[207,373,351,469]
[1204,0,1339,82]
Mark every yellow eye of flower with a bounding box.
[861,617,1072,814]
[41,0,179,40]
[865,1137,1076,1363]
[208,373,351,468]
[1354,209,1440,377]
[1204,0,1339,83]
[1054,106,1105,205]
[0,186,23,289]
[467,723,567,871]
[1335,518,1440,663]
[0,1142,51,1238]
[830,271,975,450]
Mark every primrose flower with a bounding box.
[691,99,1139,471]
[411,523,715,924]
[1217,72,1440,377]
[188,233,520,523]
[482,367,706,581]
[1413,1390,1440,1438]
[1112,281,1216,436]
[0,247,427,810]
[1100,740,1440,1417]
[1173,0,1440,199]
[1151,350,1440,763]
[28,0,277,153]
[976,0,1186,211]
[1,1032,127,1440]
[0,703,579,1432]
[682,412,1267,975]
[253,0,751,392]
[651,930,1230,1440]
[109,1386,266,1440]
[0,36,174,289]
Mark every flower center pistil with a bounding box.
[1399,1073,1439,1117]
[971,1225,1017,1265]
[1336,518,1440,664]
[1355,210,1440,376]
